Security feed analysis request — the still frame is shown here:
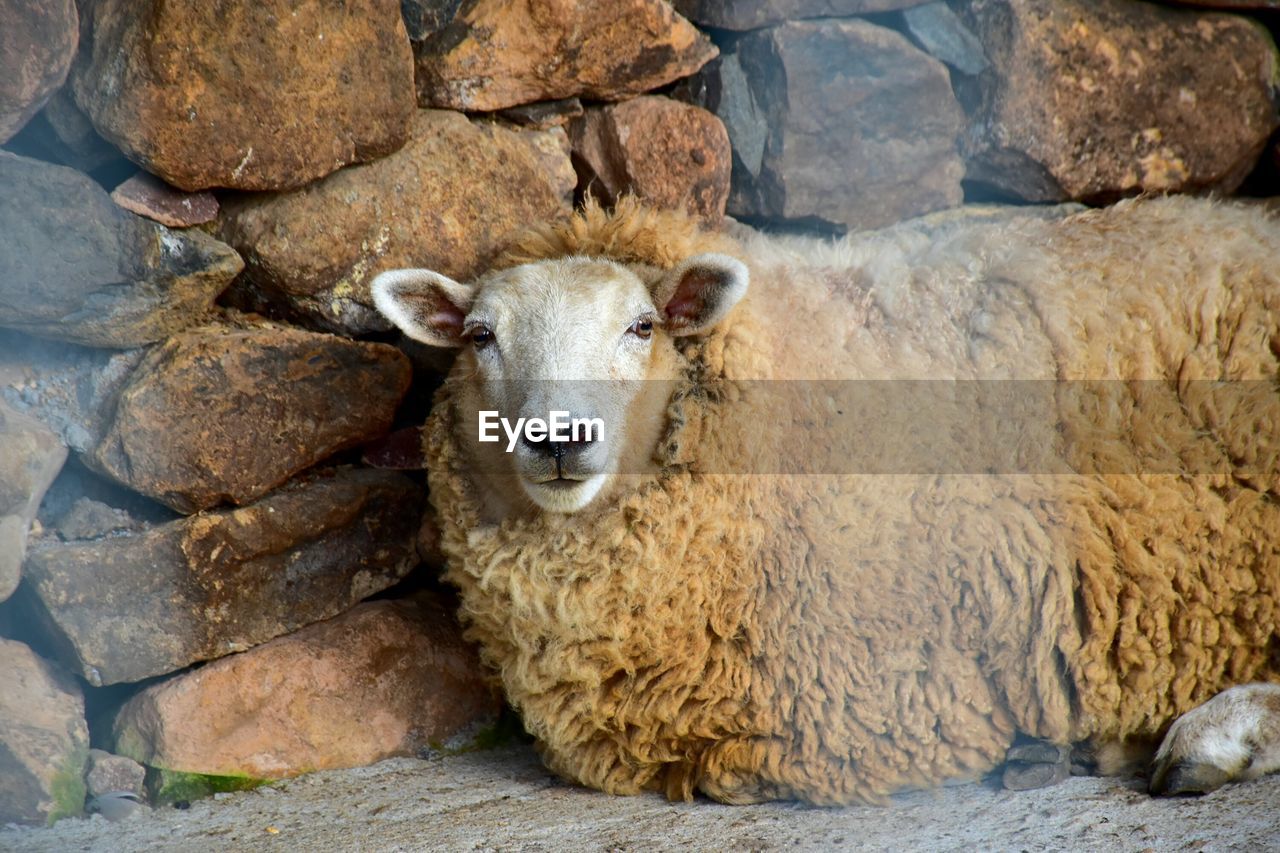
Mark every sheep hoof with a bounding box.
[1002,740,1070,790]
[1148,683,1280,797]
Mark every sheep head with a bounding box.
[373,252,748,517]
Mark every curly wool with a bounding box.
[426,196,1280,804]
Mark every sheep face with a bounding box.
[372,253,748,516]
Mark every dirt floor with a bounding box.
[4,743,1278,852]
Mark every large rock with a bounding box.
[217,110,574,335]
[70,0,415,191]
[88,323,411,513]
[414,0,717,112]
[0,0,78,143]
[22,468,424,686]
[673,0,923,29]
[0,639,89,825]
[570,96,731,221]
[955,0,1280,201]
[0,153,243,347]
[0,404,67,603]
[688,20,964,231]
[112,596,500,779]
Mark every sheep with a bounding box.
[372,196,1280,805]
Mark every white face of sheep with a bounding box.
[373,254,748,514]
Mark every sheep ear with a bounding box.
[654,253,749,336]
[371,268,476,348]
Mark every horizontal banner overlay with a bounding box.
[459,380,1280,476]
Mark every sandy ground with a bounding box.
[4,744,1278,852]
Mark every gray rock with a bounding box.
[692,20,964,231]
[903,2,988,75]
[22,467,424,686]
[0,0,78,143]
[0,403,67,602]
[0,153,243,347]
[400,0,463,40]
[84,750,146,800]
[2,89,131,176]
[672,0,925,30]
[54,498,142,541]
[86,322,412,513]
[0,638,89,825]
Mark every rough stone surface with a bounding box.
[1,89,131,178]
[955,0,1280,201]
[687,20,964,230]
[498,98,584,131]
[217,110,573,335]
[570,96,731,220]
[400,0,463,40]
[0,153,243,347]
[5,747,1280,850]
[21,467,424,686]
[110,172,219,228]
[112,596,500,780]
[673,0,924,30]
[70,0,415,191]
[0,0,78,143]
[0,638,89,826]
[53,498,144,541]
[414,0,717,112]
[88,323,411,513]
[85,750,146,800]
[0,403,67,602]
[903,2,989,75]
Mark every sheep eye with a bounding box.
[470,326,494,349]
[628,318,653,339]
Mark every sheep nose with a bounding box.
[521,429,596,458]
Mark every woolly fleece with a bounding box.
[424,197,1280,804]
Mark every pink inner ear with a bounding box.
[428,302,466,337]
[664,268,717,324]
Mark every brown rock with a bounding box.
[955,0,1280,201]
[689,20,963,230]
[0,0,78,143]
[112,596,500,779]
[0,153,243,347]
[673,0,924,29]
[217,110,573,335]
[85,750,146,800]
[570,96,731,221]
[22,467,424,686]
[110,172,219,228]
[0,403,67,602]
[0,639,89,825]
[70,0,415,191]
[88,323,411,513]
[414,0,717,112]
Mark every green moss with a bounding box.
[426,706,532,756]
[146,766,270,806]
[46,744,89,826]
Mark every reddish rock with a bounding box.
[0,153,243,347]
[0,0,78,143]
[89,323,411,513]
[570,96,731,221]
[0,639,89,825]
[112,596,500,779]
[0,403,67,602]
[22,468,424,686]
[217,110,573,335]
[414,0,717,112]
[955,0,1280,201]
[688,20,963,230]
[71,0,415,191]
[110,172,219,228]
[673,0,924,29]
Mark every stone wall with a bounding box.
[1,0,1278,826]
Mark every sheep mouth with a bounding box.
[520,472,608,513]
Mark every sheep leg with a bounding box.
[1149,683,1280,796]
[1001,739,1072,790]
